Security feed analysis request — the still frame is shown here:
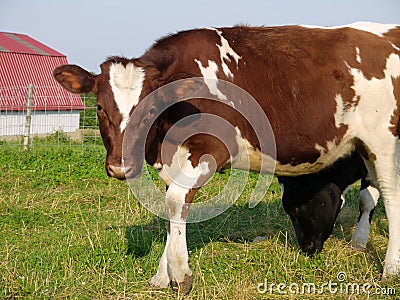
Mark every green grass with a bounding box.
[0,144,399,299]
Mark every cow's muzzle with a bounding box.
[300,240,323,256]
[106,164,130,180]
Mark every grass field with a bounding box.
[0,141,399,299]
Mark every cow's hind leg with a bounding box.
[360,139,400,280]
[351,184,380,249]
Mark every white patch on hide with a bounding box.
[301,22,398,37]
[335,53,400,277]
[208,27,241,79]
[356,47,362,64]
[194,59,228,101]
[232,127,353,176]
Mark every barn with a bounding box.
[0,32,85,136]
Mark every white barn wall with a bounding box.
[0,110,80,136]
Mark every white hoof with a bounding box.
[350,235,367,250]
[382,262,400,281]
[150,273,170,289]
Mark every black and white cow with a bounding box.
[279,152,380,255]
[54,23,400,293]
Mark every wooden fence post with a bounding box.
[23,84,34,151]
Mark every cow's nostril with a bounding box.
[107,166,115,177]
[123,166,132,174]
[301,241,317,255]
[108,165,126,179]
[124,166,142,179]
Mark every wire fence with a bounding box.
[0,85,102,148]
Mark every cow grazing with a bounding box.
[279,152,380,255]
[54,22,400,293]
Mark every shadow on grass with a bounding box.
[125,185,388,275]
[125,198,296,258]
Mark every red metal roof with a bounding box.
[0,32,64,56]
[0,32,85,111]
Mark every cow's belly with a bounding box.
[229,131,355,176]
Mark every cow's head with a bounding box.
[54,58,154,179]
[54,59,205,180]
[282,182,343,255]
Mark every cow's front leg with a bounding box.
[150,222,171,288]
[150,205,193,292]
[150,187,171,288]
[165,187,196,294]
[154,145,221,293]
[150,189,195,293]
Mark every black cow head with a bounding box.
[282,182,343,255]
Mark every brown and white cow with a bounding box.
[54,22,400,293]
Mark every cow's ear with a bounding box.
[171,77,204,99]
[158,76,205,102]
[136,56,204,101]
[53,65,96,94]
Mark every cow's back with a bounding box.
[139,24,400,175]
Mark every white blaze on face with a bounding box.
[208,28,241,79]
[109,62,145,132]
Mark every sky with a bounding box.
[1,0,399,73]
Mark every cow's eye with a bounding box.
[97,104,103,112]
